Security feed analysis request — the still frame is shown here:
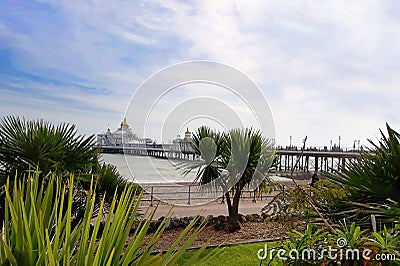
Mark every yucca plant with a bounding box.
[326,123,400,227]
[0,172,218,265]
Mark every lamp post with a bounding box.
[338,135,341,150]
[289,135,292,148]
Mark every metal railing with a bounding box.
[141,183,293,206]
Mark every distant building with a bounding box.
[172,128,194,153]
[97,118,150,146]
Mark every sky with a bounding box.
[1,0,400,149]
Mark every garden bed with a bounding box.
[138,220,294,252]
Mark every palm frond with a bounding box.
[325,123,400,227]
[0,116,97,181]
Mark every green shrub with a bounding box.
[261,179,347,227]
[274,222,400,265]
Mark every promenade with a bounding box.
[145,200,269,220]
[140,177,311,219]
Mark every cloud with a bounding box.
[154,0,400,146]
[0,0,399,148]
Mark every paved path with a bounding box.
[142,200,269,219]
[139,179,310,219]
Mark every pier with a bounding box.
[97,119,360,173]
[276,149,359,173]
[100,143,198,160]
[100,144,360,173]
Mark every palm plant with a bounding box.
[326,123,400,227]
[0,172,218,265]
[187,126,275,231]
[93,162,131,202]
[0,116,98,181]
[0,116,136,226]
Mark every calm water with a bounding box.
[100,153,291,184]
[100,153,197,183]
[101,153,293,205]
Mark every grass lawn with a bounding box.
[177,241,282,266]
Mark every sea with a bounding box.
[100,153,291,184]
[100,153,197,183]
[101,153,295,205]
